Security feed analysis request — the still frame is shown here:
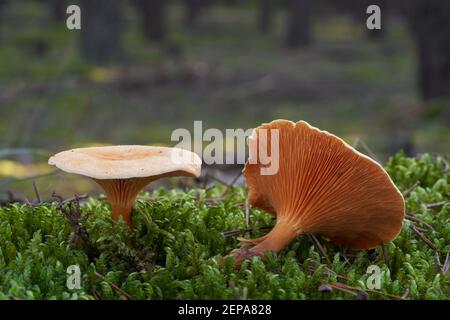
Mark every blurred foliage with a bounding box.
[0,1,448,161]
[0,152,448,300]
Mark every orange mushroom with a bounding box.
[232,120,404,264]
[49,145,201,225]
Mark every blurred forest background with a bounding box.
[0,0,449,199]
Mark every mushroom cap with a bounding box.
[48,145,201,180]
[244,120,405,249]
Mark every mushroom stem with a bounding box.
[94,177,154,226]
[233,219,298,265]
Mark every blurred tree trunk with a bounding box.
[0,0,6,29]
[47,0,66,21]
[258,0,272,33]
[184,0,203,30]
[409,1,450,100]
[133,0,167,42]
[285,0,311,48]
[80,0,123,64]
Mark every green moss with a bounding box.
[0,152,449,300]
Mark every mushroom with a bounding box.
[48,145,201,225]
[232,120,404,264]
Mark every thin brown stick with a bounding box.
[405,213,434,231]
[222,226,271,238]
[205,196,225,204]
[0,191,26,206]
[244,199,250,228]
[401,288,410,300]
[93,272,132,300]
[434,252,442,271]
[325,284,357,296]
[32,181,41,203]
[308,260,349,281]
[92,290,102,300]
[62,194,89,205]
[382,245,390,268]
[202,171,209,189]
[307,234,332,265]
[402,181,420,198]
[442,251,450,275]
[221,171,243,196]
[425,201,448,209]
[52,192,93,248]
[410,225,437,251]
[352,138,380,163]
[325,282,406,300]
[441,158,449,172]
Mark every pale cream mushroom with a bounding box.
[49,145,201,225]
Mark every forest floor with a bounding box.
[0,153,449,300]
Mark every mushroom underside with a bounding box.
[94,177,155,225]
[94,170,194,225]
[230,120,405,265]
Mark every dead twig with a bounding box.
[382,245,390,268]
[425,201,448,209]
[221,171,243,197]
[367,249,377,262]
[244,199,250,228]
[319,283,358,297]
[402,181,420,198]
[52,192,93,249]
[32,181,41,203]
[434,252,442,271]
[202,171,209,189]
[410,225,437,251]
[307,234,332,265]
[401,288,410,300]
[205,196,225,204]
[441,158,449,172]
[93,272,133,300]
[117,254,148,273]
[320,282,406,300]
[442,251,450,275]
[0,191,26,206]
[92,290,102,300]
[308,260,349,281]
[222,226,271,238]
[61,194,89,205]
[405,213,435,231]
[352,138,380,163]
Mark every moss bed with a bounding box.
[0,152,448,300]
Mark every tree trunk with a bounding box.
[285,0,312,48]
[409,1,450,100]
[133,0,167,43]
[184,0,203,30]
[0,0,6,33]
[80,0,123,65]
[258,0,272,34]
[47,0,66,21]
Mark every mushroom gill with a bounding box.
[232,120,405,264]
